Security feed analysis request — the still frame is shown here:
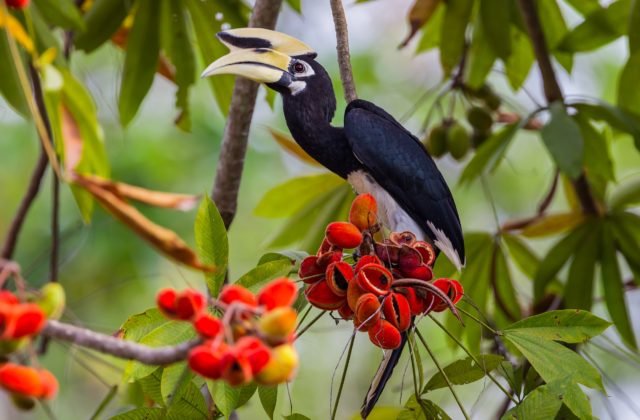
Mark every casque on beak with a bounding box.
[200,28,316,83]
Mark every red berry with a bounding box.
[355,293,381,330]
[193,313,223,339]
[9,304,46,339]
[325,222,363,249]
[175,289,206,320]
[235,336,271,374]
[349,194,377,231]
[0,364,42,398]
[219,285,257,307]
[5,0,30,10]
[298,256,325,284]
[156,288,178,317]
[188,343,228,380]
[257,278,297,310]
[431,278,464,312]
[354,255,383,272]
[304,280,344,310]
[368,319,402,349]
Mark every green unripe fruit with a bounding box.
[471,129,491,148]
[447,123,470,160]
[474,84,494,100]
[37,283,65,320]
[467,106,493,131]
[0,338,27,356]
[426,125,448,158]
[484,93,502,111]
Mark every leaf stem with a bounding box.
[457,306,498,334]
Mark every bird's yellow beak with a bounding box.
[216,28,315,57]
[200,48,292,83]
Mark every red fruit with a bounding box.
[5,0,30,9]
[219,285,257,307]
[356,264,392,296]
[304,280,344,310]
[355,293,381,329]
[349,194,378,231]
[316,250,342,268]
[37,370,58,399]
[235,336,271,374]
[220,349,254,386]
[413,241,436,266]
[0,291,19,305]
[175,289,206,320]
[398,245,423,270]
[397,287,433,316]
[368,319,402,349]
[346,276,368,311]
[0,364,42,398]
[156,288,178,317]
[354,254,383,272]
[188,343,228,380]
[374,242,400,265]
[400,264,433,282]
[316,238,334,256]
[258,278,297,310]
[9,304,46,339]
[298,256,325,284]
[325,262,353,297]
[337,303,353,320]
[382,293,411,332]
[431,278,464,312]
[389,231,417,246]
[193,313,223,339]
[325,222,363,249]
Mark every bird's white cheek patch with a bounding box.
[289,81,306,95]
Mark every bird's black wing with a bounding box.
[344,99,465,266]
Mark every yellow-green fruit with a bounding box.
[447,124,470,160]
[426,125,448,157]
[473,84,494,100]
[471,129,491,148]
[255,344,298,385]
[258,307,297,344]
[0,338,27,356]
[37,283,65,320]
[467,106,493,131]
[484,93,502,111]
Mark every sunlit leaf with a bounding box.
[138,369,165,406]
[74,0,132,52]
[503,309,611,343]
[541,102,584,179]
[400,396,451,420]
[165,380,208,419]
[423,354,503,392]
[160,362,192,403]
[521,212,586,238]
[111,407,165,420]
[571,101,640,149]
[285,0,302,13]
[121,308,168,343]
[504,27,534,91]
[235,258,294,291]
[119,0,161,126]
[400,0,441,48]
[74,175,214,272]
[258,385,278,419]
[195,196,228,296]
[209,382,257,418]
[283,414,312,420]
[439,0,473,76]
[268,128,321,167]
[601,223,637,350]
[503,331,604,390]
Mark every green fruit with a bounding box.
[37,283,65,320]
[447,123,470,160]
[467,106,493,131]
[0,338,27,356]
[484,92,502,111]
[473,84,494,100]
[426,125,448,158]
[471,129,491,148]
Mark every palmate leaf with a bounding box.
[138,368,165,406]
[479,0,510,59]
[541,102,584,179]
[416,2,444,53]
[422,354,503,392]
[571,101,640,150]
[564,223,601,310]
[165,380,208,420]
[110,407,165,420]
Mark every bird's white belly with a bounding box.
[347,170,426,240]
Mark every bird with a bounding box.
[202,28,465,418]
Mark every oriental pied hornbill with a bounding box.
[202,28,465,418]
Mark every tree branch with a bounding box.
[42,320,200,365]
[329,0,357,103]
[211,0,283,228]
[517,0,598,216]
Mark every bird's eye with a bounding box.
[293,62,306,73]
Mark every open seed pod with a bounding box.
[382,292,411,332]
[304,280,344,310]
[325,261,354,297]
[368,319,402,349]
[356,263,393,296]
[355,293,381,329]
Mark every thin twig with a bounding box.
[329,0,357,102]
[295,310,326,338]
[330,333,354,420]
[211,0,284,228]
[416,329,470,420]
[42,320,200,365]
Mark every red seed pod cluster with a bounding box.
[4,0,30,9]
[157,278,300,387]
[300,194,464,350]
[0,363,58,400]
[0,291,46,342]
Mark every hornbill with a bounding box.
[202,28,465,418]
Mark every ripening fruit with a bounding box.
[368,319,402,349]
[426,125,448,158]
[446,123,470,160]
[255,344,298,385]
[5,0,30,9]
[258,307,297,343]
[432,278,464,312]
[484,92,502,111]
[304,280,344,310]
[356,264,392,296]
[257,278,297,310]
[349,194,378,231]
[193,313,223,339]
[219,285,257,308]
[355,293,381,329]
[471,129,490,148]
[466,106,493,131]
[325,222,363,249]
[36,283,65,320]
[382,293,411,332]
[175,289,206,320]
[0,364,56,399]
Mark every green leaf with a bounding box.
[416,3,444,53]
[0,29,29,117]
[503,309,611,343]
[493,243,522,322]
[534,222,590,301]
[609,211,640,283]
[505,26,535,91]
[503,376,591,420]
[503,331,604,390]
[90,385,118,420]
[563,0,601,16]
[365,407,405,419]
[283,414,311,420]
[138,369,165,406]
[160,0,196,131]
[439,0,473,75]
[459,122,519,185]
[558,0,630,53]
[609,174,640,209]
[33,0,85,31]
[617,51,640,114]
[285,0,302,13]
[165,380,208,420]
[234,259,293,291]
[479,0,510,59]
[541,102,584,179]
[501,234,539,280]
[209,382,257,417]
[121,308,168,342]
[422,354,503,392]
[629,0,640,53]
[258,385,277,419]
[565,223,601,310]
[74,0,131,52]
[195,196,228,297]
[118,0,161,126]
[400,396,451,420]
[601,223,637,349]
[574,113,614,184]
[258,251,308,266]
[465,13,497,89]
[571,101,640,150]
[536,0,572,72]
[161,362,192,403]
[255,174,345,218]
[110,408,165,420]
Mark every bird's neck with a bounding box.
[282,97,359,179]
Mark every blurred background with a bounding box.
[1,0,639,418]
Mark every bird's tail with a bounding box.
[360,332,408,418]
